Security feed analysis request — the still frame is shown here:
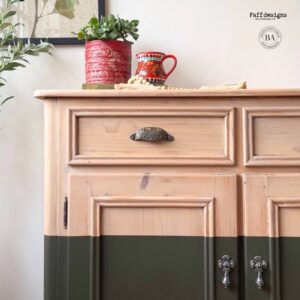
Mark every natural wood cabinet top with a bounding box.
[34,88,300,99]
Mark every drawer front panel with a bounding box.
[68,107,234,165]
[243,108,300,166]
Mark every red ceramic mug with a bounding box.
[135,51,177,84]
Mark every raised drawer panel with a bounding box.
[243,108,300,166]
[68,107,235,165]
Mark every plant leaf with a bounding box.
[130,20,139,27]
[0,23,11,30]
[0,0,53,105]
[89,17,98,26]
[2,62,26,70]
[1,96,14,106]
[77,31,85,40]
[109,30,119,40]
[3,11,16,19]
[53,0,78,19]
[76,15,140,42]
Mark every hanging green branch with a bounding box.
[0,0,53,105]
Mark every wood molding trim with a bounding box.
[90,196,215,237]
[34,88,300,99]
[67,106,235,166]
[268,197,300,238]
[243,174,300,237]
[243,108,300,166]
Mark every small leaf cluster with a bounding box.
[77,15,139,42]
[54,0,79,19]
[0,0,53,105]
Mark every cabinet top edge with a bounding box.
[34,89,300,100]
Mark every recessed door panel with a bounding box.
[243,174,300,300]
[65,173,238,300]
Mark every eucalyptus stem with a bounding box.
[0,0,53,105]
[31,0,39,38]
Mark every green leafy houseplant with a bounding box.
[0,0,52,105]
[77,15,140,85]
[77,15,139,42]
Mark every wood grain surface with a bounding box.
[243,174,300,237]
[68,107,234,165]
[35,88,300,99]
[40,90,300,238]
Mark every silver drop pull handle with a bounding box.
[218,255,235,288]
[250,256,268,289]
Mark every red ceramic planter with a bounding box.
[85,40,132,84]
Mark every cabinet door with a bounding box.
[65,173,237,300]
[243,174,300,300]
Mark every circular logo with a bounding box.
[258,26,282,49]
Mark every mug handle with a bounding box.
[162,54,177,78]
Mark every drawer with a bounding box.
[67,106,235,165]
[243,108,300,166]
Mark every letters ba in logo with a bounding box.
[259,26,282,49]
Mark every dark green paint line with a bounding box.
[242,237,300,300]
[45,236,238,300]
[68,237,94,300]
[278,237,300,300]
[215,237,239,300]
[45,237,94,300]
[242,237,271,300]
[100,236,205,300]
[44,236,68,300]
[45,236,300,300]
[100,236,237,300]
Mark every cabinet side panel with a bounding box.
[44,100,59,236]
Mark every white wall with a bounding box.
[1,0,300,299]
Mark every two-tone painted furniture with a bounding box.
[35,89,300,300]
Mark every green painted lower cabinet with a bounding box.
[45,236,238,300]
[45,236,300,300]
[243,237,300,300]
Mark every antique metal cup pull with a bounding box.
[130,127,174,142]
[250,256,268,289]
[218,255,235,288]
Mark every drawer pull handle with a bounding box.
[130,127,174,142]
[250,256,268,289]
[218,255,235,288]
